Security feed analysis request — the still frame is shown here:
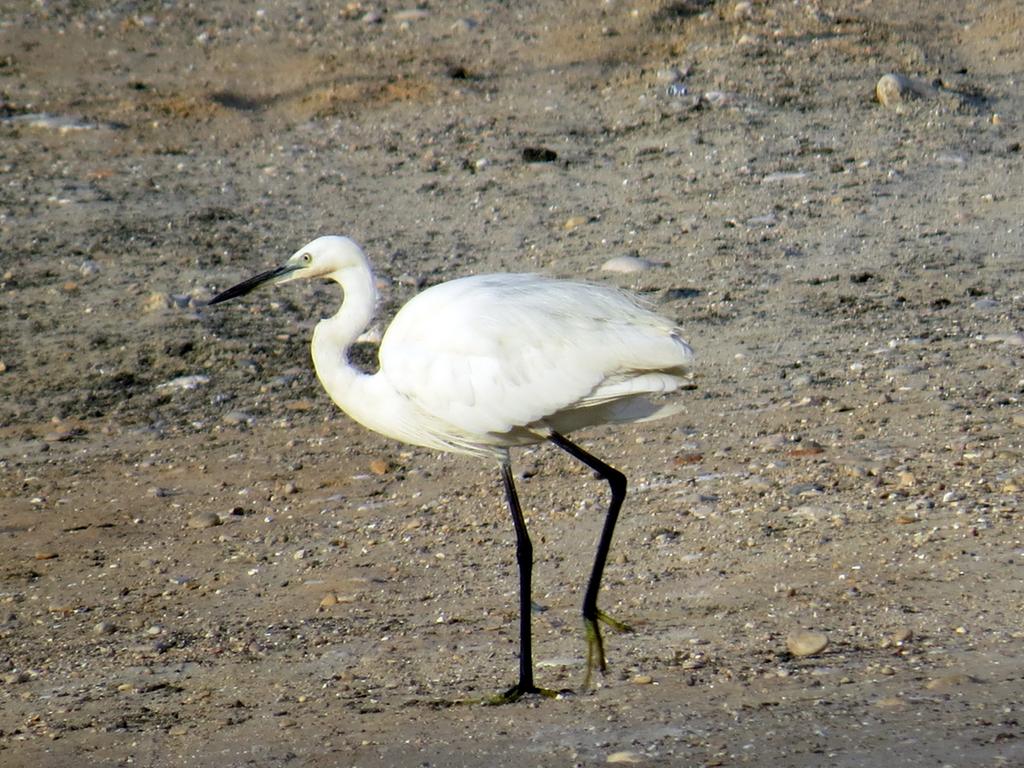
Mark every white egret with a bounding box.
[209,235,695,701]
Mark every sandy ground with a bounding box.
[2,0,1023,766]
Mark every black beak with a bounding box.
[208,264,299,305]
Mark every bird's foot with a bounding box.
[597,608,634,634]
[582,609,634,689]
[481,682,567,706]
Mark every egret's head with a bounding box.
[279,236,367,283]
[209,236,367,305]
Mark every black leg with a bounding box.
[495,461,540,700]
[547,431,630,686]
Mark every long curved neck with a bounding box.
[310,264,378,412]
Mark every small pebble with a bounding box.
[318,593,338,611]
[392,8,429,22]
[222,410,255,426]
[607,752,645,764]
[876,73,914,106]
[787,630,829,657]
[156,375,210,391]
[601,255,655,274]
[94,621,116,635]
[761,170,807,183]
[34,551,59,560]
[3,671,30,685]
[897,471,916,488]
[187,512,221,529]
[522,146,557,163]
[664,82,695,105]
[563,215,588,231]
[368,459,389,475]
[881,627,914,649]
[631,674,654,685]
[891,627,913,645]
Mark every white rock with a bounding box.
[762,171,808,184]
[187,512,221,529]
[4,112,98,133]
[393,9,429,22]
[156,375,210,391]
[79,260,101,278]
[607,752,645,764]
[787,630,829,657]
[222,410,255,426]
[876,73,912,105]
[876,73,935,106]
[601,255,655,273]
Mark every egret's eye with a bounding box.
[300,252,312,265]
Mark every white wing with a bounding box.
[378,274,694,439]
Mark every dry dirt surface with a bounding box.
[2,1,1023,766]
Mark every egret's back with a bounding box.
[379,274,693,451]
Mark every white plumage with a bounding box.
[378,271,692,455]
[210,235,695,701]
